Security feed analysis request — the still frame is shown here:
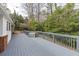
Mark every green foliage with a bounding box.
[43,3,79,35]
[27,3,79,35]
[10,10,24,30]
[27,19,44,31]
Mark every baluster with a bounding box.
[70,38,72,48]
[53,35,55,43]
[63,37,65,46]
[68,38,70,48]
[62,39,64,44]
[66,37,69,47]
[64,37,65,45]
[72,38,75,49]
[65,37,67,47]
[70,38,72,49]
[75,39,76,49]
[72,38,73,49]
[69,38,71,47]
[53,35,54,42]
[61,37,63,45]
[65,37,67,46]
[73,38,75,49]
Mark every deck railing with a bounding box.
[36,31,79,50]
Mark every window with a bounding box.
[7,21,8,31]
[9,23,10,30]
[7,21,11,31]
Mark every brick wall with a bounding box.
[0,35,8,53]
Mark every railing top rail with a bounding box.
[36,31,79,39]
[24,31,79,38]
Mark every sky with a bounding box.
[1,0,79,18]
[7,3,27,17]
[7,3,64,17]
[7,3,66,16]
[6,3,79,18]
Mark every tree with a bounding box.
[22,3,79,35]
[43,3,78,35]
[22,3,34,19]
[47,3,54,15]
[10,10,24,30]
[27,19,44,31]
[22,3,46,22]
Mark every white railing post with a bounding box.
[53,35,55,43]
[77,37,79,50]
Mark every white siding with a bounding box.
[3,17,7,35]
[0,18,3,36]
[7,31,11,43]
[3,17,12,43]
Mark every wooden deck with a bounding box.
[0,33,79,56]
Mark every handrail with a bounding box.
[36,31,79,51]
[37,31,79,38]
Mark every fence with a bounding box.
[36,31,79,50]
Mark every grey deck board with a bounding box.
[0,33,79,56]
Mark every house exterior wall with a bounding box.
[0,18,3,36]
[0,4,13,52]
[0,16,12,52]
[7,30,11,43]
[3,17,7,36]
[0,17,8,52]
[3,17,12,44]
